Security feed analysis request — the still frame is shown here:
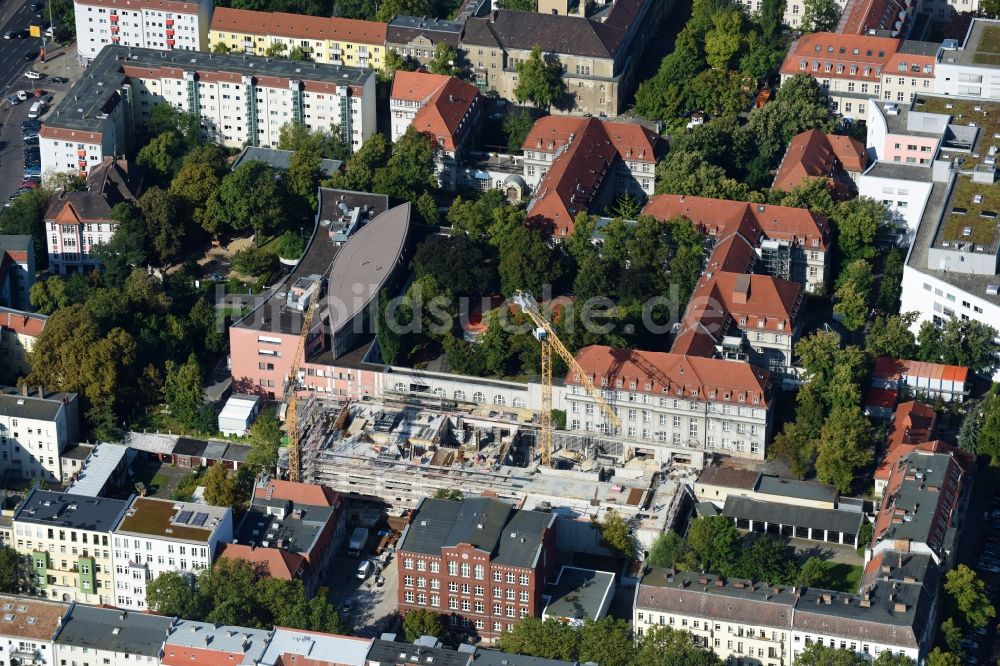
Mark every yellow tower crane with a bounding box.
[285,301,318,483]
[513,291,622,467]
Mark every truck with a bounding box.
[347,527,369,557]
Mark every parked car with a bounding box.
[49,76,67,84]
[23,137,39,146]
[15,90,29,101]
[23,51,38,61]
[39,94,52,106]
[18,180,38,190]
[3,31,13,39]
[30,2,43,11]
[24,70,42,80]
[7,96,21,106]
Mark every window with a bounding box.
[474,564,484,579]
[461,563,470,578]
[448,561,458,576]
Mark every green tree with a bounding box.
[170,161,222,232]
[797,556,831,588]
[976,390,1000,463]
[138,187,185,266]
[945,564,996,628]
[146,570,204,618]
[795,643,866,665]
[704,10,744,71]
[384,49,417,78]
[0,186,53,268]
[578,618,635,666]
[513,45,564,110]
[497,225,563,296]
[274,231,306,260]
[503,108,536,153]
[91,203,151,279]
[648,531,686,568]
[372,127,438,200]
[634,626,725,666]
[920,318,1000,377]
[866,312,918,358]
[329,132,389,192]
[283,148,324,211]
[137,131,185,182]
[877,247,906,311]
[801,0,841,31]
[834,197,885,263]
[210,161,285,237]
[815,406,874,493]
[412,234,497,296]
[758,0,786,42]
[958,402,982,453]
[277,121,351,161]
[232,247,279,278]
[685,515,738,574]
[428,41,460,75]
[402,609,444,641]
[496,617,580,661]
[163,353,203,428]
[245,411,283,471]
[376,288,406,365]
[925,649,961,666]
[0,546,20,592]
[654,150,752,201]
[730,536,796,584]
[833,282,868,331]
[601,509,633,557]
[433,488,464,501]
[202,464,239,507]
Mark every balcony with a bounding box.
[76,149,86,157]
[166,28,174,37]
[110,25,119,33]
[165,18,174,26]
[109,14,118,22]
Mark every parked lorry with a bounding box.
[347,527,369,557]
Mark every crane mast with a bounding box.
[513,291,622,466]
[285,301,317,483]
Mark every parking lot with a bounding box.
[327,540,400,637]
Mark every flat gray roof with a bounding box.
[864,161,935,182]
[754,476,838,504]
[45,46,375,135]
[55,605,173,656]
[723,496,863,536]
[0,388,72,421]
[165,621,270,662]
[543,567,614,622]
[232,147,342,177]
[941,18,1000,68]
[14,490,128,532]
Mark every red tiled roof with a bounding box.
[217,543,307,581]
[875,401,939,481]
[872,357,970,384]
[524,117,664,236]
[392,72,482,152]
[865,387,899,410]
[569,345,773,404]
[253,479,339,507]
[780,32,900,80]
[772,130,867,195]
[836,0,909,35]
[690,272,803,334]
[0,310,46,337]
[210,7,386,44]
[642,195,830,252]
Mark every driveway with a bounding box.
[327,546,400,638]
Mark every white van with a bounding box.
[356,559,372,580]
[27,102,41,119]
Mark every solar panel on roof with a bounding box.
[192,512,209,526]
[176,510,193,525]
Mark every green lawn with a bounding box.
[825,563,864,593]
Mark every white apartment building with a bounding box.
[74,0,213,62]
[41,46,376,183]
[0,596,70,666]
[12,491,128,605]
[935,20,1000,100]
[566,346,774,462]
[634,562,936,666]
[110,497,232,610]
[53,604,172,666]
[0,388,80,485]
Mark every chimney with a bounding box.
[21,384,28,397]
[38,386,44,399]
[490,9,498,22]
[732,274,750,305]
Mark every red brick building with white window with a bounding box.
[395,496,557,639]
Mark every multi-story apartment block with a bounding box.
[566,345,774,460]
[53,603,173,666]
[459,0,665,116]
[935,19,1000,100]
[208,8,387,70]
[0,596,70,666]
[0,308,46,383]
[13,491,128,604]
[44,158,141,275]
[643,195,831,295]
[74,0,213,62]
[522,116,664,236]
[389,72,483,191]
[396,496,557,640]
[162,621,271,666]
[40,47,376,182]
[221,478,342,598]
[0,388,80,485]
[387,16,464,71]
[110,497,232,609]
[634,558,938,665]
[780,34,937,121]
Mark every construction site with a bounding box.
[290,393,695,548]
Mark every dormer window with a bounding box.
[630,381,637,389]
[738,393,746,403]
[850,65,857,75]
[753,395,761,405]
[601,378,608,386]
[573,374,580,382]
[616,379,623,388]
[709,390,716,398]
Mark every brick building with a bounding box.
[396,496,557,639]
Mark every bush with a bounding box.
[274,231,306,260]
[232,247,278,278]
